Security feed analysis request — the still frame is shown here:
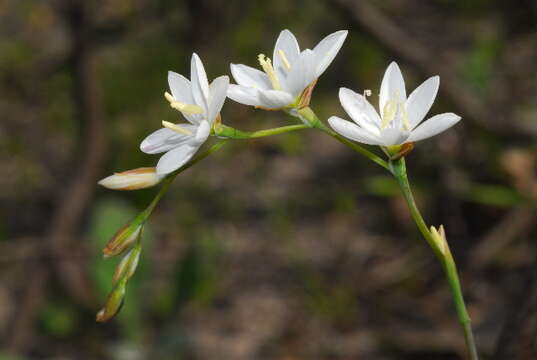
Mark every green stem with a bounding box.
[142,140,228,217]
[390,158,479,360]
[214,124,309,139]
[296,107,389,170]
[142,123,305,218]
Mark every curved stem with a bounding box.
[390,158,479,360]
[214,124,309,139]
[142,140,228,217]
[296,107,389,170]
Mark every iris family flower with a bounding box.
[329,62,461,147]
[227,29,348,111]
[140,53,229,175]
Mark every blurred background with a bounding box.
[1,0,537,359]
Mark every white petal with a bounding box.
[193,120,211,145]
[168,71,194,103]
[156,144,199,175]
[190,53,209,111]
[273,29,301,81]
[230,64,271,90]
[312,30,348,77]
[284,49,317,97]
[207,75,229,123]
[227,84,262,107]
[406,76,439,129]
[140,126,195,154]
[339,88,381,135]
[168,71,202,124]
[258,89,294,109]
[379,127,410,146]
[379,62,406,114]
[328,116,382,145]
[407,112,461,142]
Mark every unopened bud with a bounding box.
[430,225,449,256]
[103,221,142,258]
[112,244,141,284]
[98,167,163,191]
[96,279,127,322]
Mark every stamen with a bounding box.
[258,54,281,90]
[164,92,204,115]
[401,111,411,131]
[381,100,397,129]
[363,89,372,97]
[162,121,193,136]
[277,49,291,71]
[381,98,411,131]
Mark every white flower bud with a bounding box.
[98,167,163,191]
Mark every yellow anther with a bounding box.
[258,53,281,90]
[164,91,175,103]
[277,49,291,71]
[162,121,193,136]
[164,92,204,115]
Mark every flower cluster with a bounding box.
[96,29,462,321]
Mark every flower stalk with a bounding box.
[389,157,479,360]
[297,106,389,170]
[213,123,309,139]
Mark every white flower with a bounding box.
[328,62,461,147]
[140,53,229,175]
[227,29,348,110]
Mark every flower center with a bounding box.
[161,121,193,136]
[164,92,204,115]
[381,91,410,130]
[258,54,281,90]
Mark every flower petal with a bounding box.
[312,30,348,77]
[258,89,294,109]
[273,29,301,81]
[140,126,195,154]
[285,49,317,97]
[193,120,211,145]
[328,116,382,145]
[168,71,194,103]
[406,76,439,129]
[379,61,406,115]
[207,75,229,123]
[156,144,199,175]
[406,112,461,142]
[190,53,209,111]
[379,127,410,146]
[339,87,381,135]
[227,84,262,107]
[168,71,203,124]
[230,64,271,90]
